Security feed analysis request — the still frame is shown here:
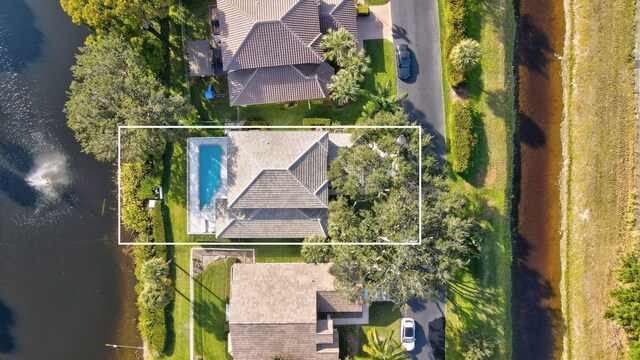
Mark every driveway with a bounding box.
[357,3,393,46]
[402,294,446,360]
[391,0,446,158]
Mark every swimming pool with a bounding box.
[199,145,223,208]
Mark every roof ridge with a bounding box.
[287,133,329,205]
[228,168,265,208]
[280,0,324,62]
[221,0,260,70]
[230,68,259,104]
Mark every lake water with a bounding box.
[0,0,139,359]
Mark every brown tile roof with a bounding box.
[227,63,334,106]
[216,207,327,238]
[218,0,323,71]
[318,0,358,43]
[228,263,357,359]
[317,291,363,313]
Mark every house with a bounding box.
[215,0,358,106]
[187,131,353,238]
[227,263,368,359]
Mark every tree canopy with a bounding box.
[65,34,193,163]
[60,0,170,34]
[304,111,479,305]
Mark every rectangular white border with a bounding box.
[118,125,422,246]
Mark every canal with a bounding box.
[0,0,139,359]
[512,0,565,358]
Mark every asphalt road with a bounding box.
[391,0,446,158]
[391,3,446,358]
[402,294,446,360]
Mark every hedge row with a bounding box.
[451,100,477,173]
[445,0,480,86]
[303,118,331,126]
[121,159,171,355]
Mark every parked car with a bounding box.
[400,317,416,351]
[395,44,411,80]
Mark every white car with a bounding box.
[400,317,416,351]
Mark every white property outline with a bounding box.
[189,248,256,360]
[118,125,423,246]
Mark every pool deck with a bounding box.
[187,137,228,235]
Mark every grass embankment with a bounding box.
[438,0,515,358]
[157,139,303,359]
[561,0,637,357]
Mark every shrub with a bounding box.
[450,38,481,72]
[120,163,153,235]
[138,307,167,354]
[451,100,477,173]
[301,235,333,264]
[151,204,165,243]
[444,0,468,86]
[303,118,331,126]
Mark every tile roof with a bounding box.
[226,131,329,208]
[215,206,328,238]
[318,0,358,43]
[228,263,360,359]
[230,263,356,324]
[218,0,323,71]
[227,63,334,106]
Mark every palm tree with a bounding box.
[362,329,410,360]
[363,81,409,117]
[140,257,170,285]
[138,282,173,311]
[320,28,356,63]
[328,69,361,106]
[339,48,371,82]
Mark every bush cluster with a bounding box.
[121,159,172,355]
[444,0,481,86]
[302,118,331,126]
[451,100,477,173]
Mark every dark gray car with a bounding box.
[395,44,411,80]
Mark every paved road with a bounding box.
[402,293,446,360]
[391,0,446,158]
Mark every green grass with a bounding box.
[438,0,515,358]
[357,302,402,356]
[193,257,235,359]
[365,0,390,5]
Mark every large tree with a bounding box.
[60,0,170,35]
[65,34,193,163]
[304,111,479,305]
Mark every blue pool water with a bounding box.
[199,145,223,208]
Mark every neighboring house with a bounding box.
[228,263,368,359]
[215,0,358,106]
[187,131,353,238]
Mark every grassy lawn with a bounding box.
[193,257,235,359]
[561,0,637,358]
[439,0,515,358]
[365,0,390,5]
[339,302,402,358]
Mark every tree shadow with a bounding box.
[428,317,445,360]
[0,299,16,354]
[517,112,546,148]
[400,98,446,161]
[193,300,226,340]
[517,14,553,75]
[1,0,44,73]
[391,24,412,44]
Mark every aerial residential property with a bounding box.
[3,0,634,358]
[215,0,357,106]
[227,263,367,359]
[187,130,352,237]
